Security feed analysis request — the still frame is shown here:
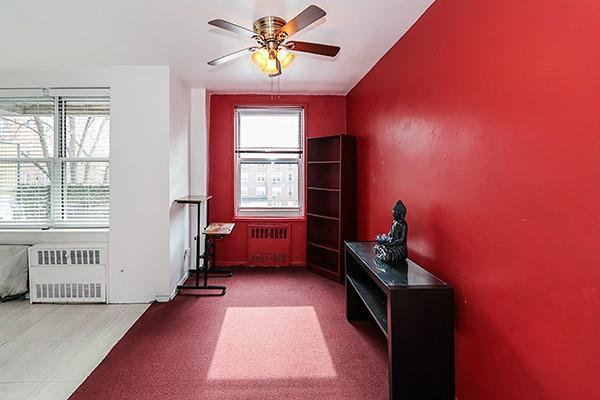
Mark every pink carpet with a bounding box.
[70,268,388,399]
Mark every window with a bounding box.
[235,107,303,216]
[288,187,293,196]
[241,186,248,196]
[0,96,110,228]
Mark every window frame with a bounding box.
[234,106,304,218]
[0,94,110,229]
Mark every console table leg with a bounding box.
[388,290,455,400]
[388,293,405,400]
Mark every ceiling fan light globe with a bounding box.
[262,58,279,74]
[276,49,295,69]
[251,48,270,69]
[251,47,295,75]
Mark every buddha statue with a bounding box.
[374,200,408,263]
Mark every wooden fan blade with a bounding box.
[208,47,257,66]
[285,41,340,57]
[208,19,257,38]
[277,5,326,39]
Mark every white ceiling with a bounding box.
[0,0,433,94]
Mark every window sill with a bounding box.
[0,228,109,233]
[0,228,109,245]
[234,209,305,222]
[233,215,306,222]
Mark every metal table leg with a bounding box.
[177,198,228,296]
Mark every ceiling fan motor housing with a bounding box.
[253,15,286,44]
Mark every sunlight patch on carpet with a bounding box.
[207,306,337,380]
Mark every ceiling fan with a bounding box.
[207,5,340,77]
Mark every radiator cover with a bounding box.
[247,224,291,266]
[28,243,108,304]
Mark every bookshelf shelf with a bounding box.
[307,186,340,192]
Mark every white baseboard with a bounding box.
[155,270,190,302]
[108,297,154,304]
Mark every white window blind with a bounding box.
[0,95,110,228]
[235,107,303,216]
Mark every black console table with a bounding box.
[345,242,455,400]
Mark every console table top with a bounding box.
[345,241,448,288]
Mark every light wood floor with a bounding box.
[0,300,149,400]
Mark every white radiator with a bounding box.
[28,243,108,304]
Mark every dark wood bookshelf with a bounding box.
[307,160,341,165]
[307,186,341,192]
[306,262,339,281]
[306,134,356,282]
[306,212,340,221]
[307,240,340,253]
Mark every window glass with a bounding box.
[235,107,303,216]
[0,98,54,158]
[64,99,110,158]
[0,96,110,228]
[0,162,51,224]
[238,110,301,150]
[239,163,299,208]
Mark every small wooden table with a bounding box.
[175,196,234,296]
[203,223,235,236]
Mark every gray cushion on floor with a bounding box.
[0,245,29,300]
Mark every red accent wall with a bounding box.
[208,94,346,266]
[347,0,600,399]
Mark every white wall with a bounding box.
[0,69,110,89]
[189,89,209,265]
[110,65,194,303]
[190,89,208,198]
[109,66,171,303]
[167,73,190,297]
[0,67,202,304]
